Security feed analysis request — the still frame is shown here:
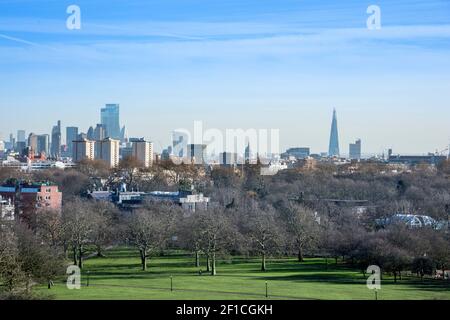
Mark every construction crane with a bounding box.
[435,145,450,159]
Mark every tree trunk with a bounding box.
[78,246,83,269]
[211,252,217,276]
[261,253,267,272]
[298,248,304,262]
[206,254,211,272]
[140,250,147,271]
[72,247,78,266]
[393,271,397,283]
[63,243,68,259]
[97,245,105,257]
[195,251,200,268]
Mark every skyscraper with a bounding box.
[7,134,15,151]
[349,139,362,160]
[188,144,207,165]
[87,126,95,140]
[17,130,26,143]
[66,127,78,156]
[94,124,106,141]
[37,134,50,156]
[28,133,38,153]
[120,126,127,142]
[172,131,189,158]
[220,152,238,166]
[328,109,340,157]
[28,133,49,156]
[101,104,121,139]
[244,143,252,163]
[51,120,62,158]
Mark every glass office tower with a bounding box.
[101,104,121,139]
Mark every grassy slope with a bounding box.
[35,248,450,300]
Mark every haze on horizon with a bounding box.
[0,0,449,155]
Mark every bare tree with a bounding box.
[285,204,321,262]
[243,206,282,272]
[36,209,63,248]
[195,207,237,276]
[62,198,97,269]
[91,201,119,257]
[178,214,204,268]
[124,205,177,271]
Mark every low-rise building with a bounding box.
[179,193,210,212]
[281,147,310,160]
[0,195,15,221]
[89,188,209,213]
[376,214,442,229]
[0,182,62,221]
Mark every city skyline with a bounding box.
[1,0,450,154]
[1,105,449,157]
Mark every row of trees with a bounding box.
[2,158,449,221]
[1,159,449,298]
[10,194,449,278]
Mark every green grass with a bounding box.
[35,247,450,300]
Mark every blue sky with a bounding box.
[0,0,449,154]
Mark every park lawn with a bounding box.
[35,247,450,300]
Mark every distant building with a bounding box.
[87,126,95,140]
[328,108,340,157]
[179,194,210,212]
[9,134,15,150]
[51,120,62,158]
[28,134,38,154]
[94,124,106,141]
[120,126,127,142]
[220,152,238,166]
[173,131,189,158]
[17,130,26,143]
[260,160,288,176]
[96,137,120,167]
[188,144,207,165]
[28,133,50,156]
[282,147,310,159]
[376,214,441,229]
[349,139,362,160]
[66,126,78,157]
[120,144,133,160]
[132,139,154,168]
[161,146,172,160]
[101,104,121,140]
[244,143,252,163]
[15,141,27,155]
[0,195,15,221]
[0,182,62,221]
[89,188,209,213]
[388,153,446,166]
[72,139,95,162]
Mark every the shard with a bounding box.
[328,108,340,157]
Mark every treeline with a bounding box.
[1,160,449,298]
